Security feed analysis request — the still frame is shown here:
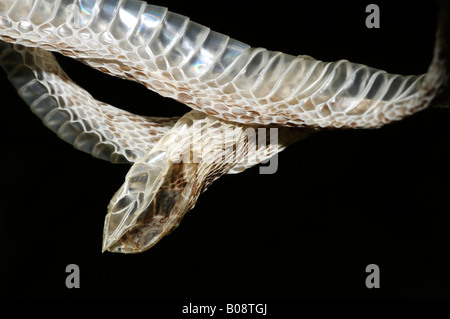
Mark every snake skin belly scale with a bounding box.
[0,0,446,128]
[0,0,447,253]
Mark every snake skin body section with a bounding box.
[0,39,307,171]
[1,0,445,129]
[103,110,312,253]
[0,40,178,163]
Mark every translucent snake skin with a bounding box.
[0,0,448,253]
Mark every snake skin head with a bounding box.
[101,112,208,253]
[100,111,242,253]
[102,110,310,253]
[103,156,197,253]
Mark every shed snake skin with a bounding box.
[0,0,448,253]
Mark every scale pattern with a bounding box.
[0,41,178,163]
[0,0,446,129]
[0,0,447,253]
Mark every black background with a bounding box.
[0,0,448,304]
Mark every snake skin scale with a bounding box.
[0,0,448,253]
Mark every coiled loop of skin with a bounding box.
[1,0,446,129]
[0,0,447,252]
